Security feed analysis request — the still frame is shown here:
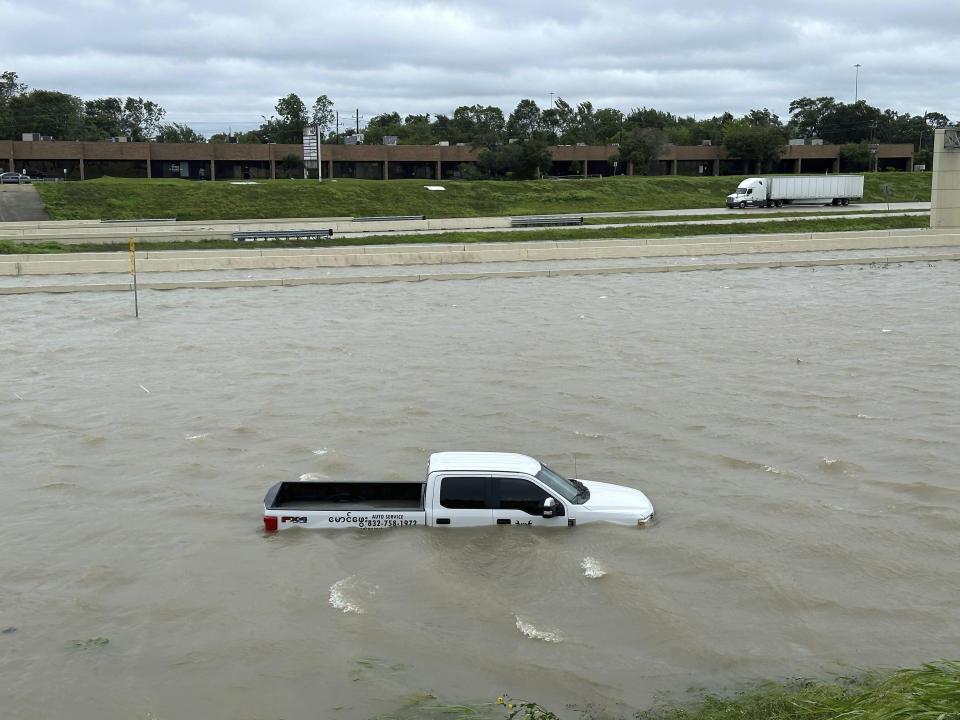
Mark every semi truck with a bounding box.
[263,451,655,531]
[725,175,864,208]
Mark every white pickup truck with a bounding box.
[263,452,655,531]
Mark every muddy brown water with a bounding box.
[2,261,959,719]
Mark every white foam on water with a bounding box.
[298,472,325,481]
[312,448,329,455]
[185,432,209,441]
[514,616,562,643]
[581,556,606,579]
[329,576,373,614]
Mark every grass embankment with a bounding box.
[34,173,931,222]
[385,660,960,720]
[0,215,930,255]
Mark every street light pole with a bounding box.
[854,63,861,102]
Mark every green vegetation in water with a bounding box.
[32,173,932,222]
[372,661,960,720]
[70,637,109,649]
[0,215,929,256]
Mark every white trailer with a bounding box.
[726,175,864,208]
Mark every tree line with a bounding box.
[1,70,951,179]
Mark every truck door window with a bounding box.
[495,477,557,515]
[439,476,488,509]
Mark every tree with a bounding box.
[614,127,666,175]
[593,108,623,144]
[310,94,334,135]
[259,93,309,144]
[475,136,551,180]
[506,99,541,140]
[84,97,124,139]
[788,96,837,138]
[122,97,165,140]
[1,70,25,105]
[365,111,403,144]
[0,70,27,140]
[157,122,205,143]
[838,142,871,171]
[8,89,85,140]
[210,130,261,144]
[277,153,304,177]
[402,114,433,144]
[452,104,505,149]
[722,117,786,172]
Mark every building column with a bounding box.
[712,159,720,176]
[435,160,441,180]
[146,143,152,178]
[79,158,85,181]
[627,161,634,176]
[670,159,678,175]
[384,159,389,179]
[210,159,215,181]
[327,159,334,179]
[582,159,588,177]
[906,156,914,172]
[832,158,840,173]
[794,158,801,173]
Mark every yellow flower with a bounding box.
[497,697,504,704]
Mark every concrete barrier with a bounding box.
[3,252,959,295]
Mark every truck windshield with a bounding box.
[535,464,581,502]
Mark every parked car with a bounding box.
[1,172,30,184]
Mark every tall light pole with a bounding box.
[854,63,861,103]
[549,92,555,108]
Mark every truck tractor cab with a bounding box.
[726,178,774,208]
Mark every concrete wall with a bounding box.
[931,128,960,228]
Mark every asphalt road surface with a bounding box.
[0,185,50,222]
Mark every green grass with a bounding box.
[0,215,930,255]
[635,661,960,720]
[33,173,932,222]
[372,661,960,720]
[582,209,925,225]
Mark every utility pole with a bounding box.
[854,63,861,103]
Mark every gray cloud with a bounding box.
[6,0,958,134]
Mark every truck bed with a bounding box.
[265,481,425,511]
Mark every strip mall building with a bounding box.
[0,138,915,182]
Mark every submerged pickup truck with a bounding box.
[263,452,655,531]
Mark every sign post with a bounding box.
[129,237,139,318]
[302,126,321,183]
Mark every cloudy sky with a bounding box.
[6,0,959,135]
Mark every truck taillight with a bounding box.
[264,516,278,532]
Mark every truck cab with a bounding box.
[427,452,654,527]
[726,178,768,208]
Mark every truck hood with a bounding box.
[579,479,654,520]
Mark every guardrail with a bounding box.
[510,216,584,228]
[232,229,334,242]
[101,218,177,223]
[352,215,427,222]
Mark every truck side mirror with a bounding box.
[542,497,556,518]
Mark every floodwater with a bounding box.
[2,260,959,719]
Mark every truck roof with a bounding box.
[428,452,542,475]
